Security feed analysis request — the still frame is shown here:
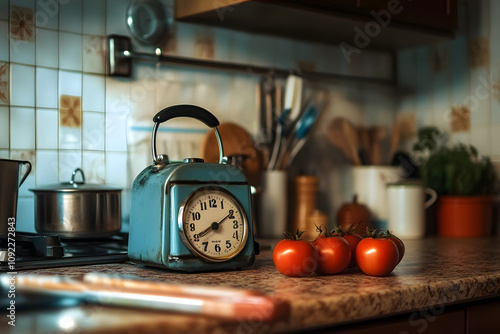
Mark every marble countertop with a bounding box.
[4,237,500,334]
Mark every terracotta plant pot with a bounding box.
[437,196,493,237]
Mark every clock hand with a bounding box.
[197,212,231,238]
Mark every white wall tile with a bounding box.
[16,197,35,233]
[58,149,82,182]
[83,0,105,36]
[35,0,58,29]
[0,150,9,158]
[0,21,8,61]
[176,22,196,57]
[36,67,58,108]
[106,0,129,36]
[59,32,82,71]
[492,125,500,156]
[82,150,105,183]
[10,38,35,64]
[36,150,59,185]
[0,106,9,148]
[59,70,82,96]
[105,77,130,113]
[272,38,294,70]
[213,28,232,62]
[82,35,105,74]
[59,125,81,149]
[10,64,35,106]
[230,30,250,64]
[10,107,35,149]
[105,151,128,188]
[36,108,58,149]
[59,0,82,33]
[106,112,128,152]
[471,124,491,156]
[83,111,105,150]
[0,2,8,20]
[35,28,58,68]
[83,74,105,112]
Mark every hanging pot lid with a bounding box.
[30,168,122,193]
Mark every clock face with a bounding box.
[179,188,248,262]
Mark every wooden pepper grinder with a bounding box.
[292,175,319,240]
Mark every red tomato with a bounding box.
[313,236,351,274]
[343,233,363,267]
[388,236,405,264]
[356,238,399,276]
[273,239,318,277]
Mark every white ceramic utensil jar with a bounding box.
[387,181,437,239]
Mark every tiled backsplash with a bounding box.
[1,0,395,232]
[396,0,500,163]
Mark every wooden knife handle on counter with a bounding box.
[1,274,290,322]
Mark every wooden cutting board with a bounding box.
[200,123,262,187]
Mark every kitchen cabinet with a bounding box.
[175,0,457,51]
[466,299,500,334]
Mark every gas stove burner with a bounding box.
[0,232,128,271]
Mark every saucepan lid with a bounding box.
[30,168,122,193]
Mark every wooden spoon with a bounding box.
[369,126,387,165]
[327,118,361,166]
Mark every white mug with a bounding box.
[353,166,402,229]
[387,182,437,239]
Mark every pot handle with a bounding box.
[19,160,32,186]
[70,168,85,185]
[151,105,225,165]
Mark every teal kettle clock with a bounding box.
[128,105,257,272]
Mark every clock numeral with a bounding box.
[191,212,201,221]
[226,240,231,249]
[193,234,199,242]
[189,223,195,232]
[202,242,208,251]
[233,231,239,241]
[215,244,221,252]
[200,202,207,211]
[233,220,238,229]
[229,210,234,219]
[209,199,217,208]
[220,200,224,210]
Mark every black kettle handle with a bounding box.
[153,105,220,128]
[151,105,225,165]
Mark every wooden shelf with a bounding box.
[175,0,457,51]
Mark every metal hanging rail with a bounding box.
[106,35,395,86]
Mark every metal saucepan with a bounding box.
[30,168,122,238]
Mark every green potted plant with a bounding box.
[413,127,498,237]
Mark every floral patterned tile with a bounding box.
[468,37,490,69]
[59,95,82,128]
[0,62,8,104]
[10,6,34,42]
[450,104,471,132]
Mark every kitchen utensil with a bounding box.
[387,181,437,239]
[353,166,401,229]
[267,74,302,170]
[0,158,31,243]
[129,104,256,272]
[337,194,371,233]
[3,273,289,321]
[326,118,361,165]
[358,126,371,165]
[30,168,122,238]
[369,125,387,165]
[201,122,262,187]
[388,114,416,164]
